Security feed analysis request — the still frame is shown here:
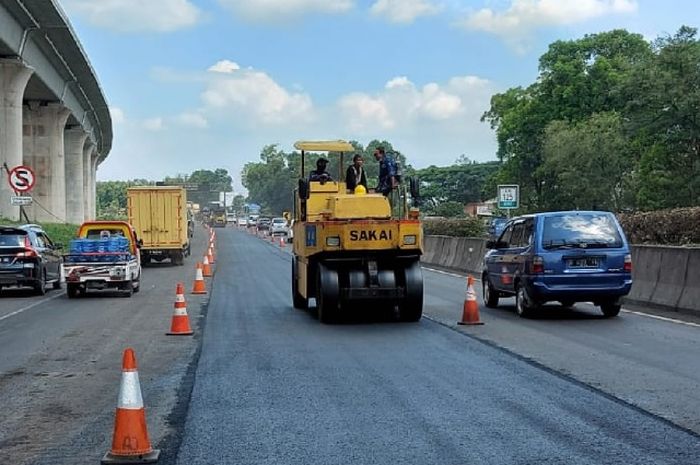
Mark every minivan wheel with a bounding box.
[483,277,499,309]
[515,283,536,318]
[600,302,621,318]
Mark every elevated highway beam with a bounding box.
[0,1,112,222]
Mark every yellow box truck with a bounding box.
[127,186,191,265]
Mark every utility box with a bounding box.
[127,186,191,265]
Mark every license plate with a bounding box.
[567,257,599,268]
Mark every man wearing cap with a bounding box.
[309,158,332,184]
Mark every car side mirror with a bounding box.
[486,240,507,249]
[54,243,64,250]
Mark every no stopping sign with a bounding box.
[8,165,35,192]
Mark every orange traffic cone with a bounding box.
[458,275,484,325]
[167,283,194,336]
[102,348,160,464]
[191,263,207,295]
[207,246,215,265]
[210,244,217,262]
[279,236,285,248]
[202,255,213,277]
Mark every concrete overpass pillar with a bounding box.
[91,154,99,219]
[0,59,33,221]
[64,127,88,224]
[83,144,97,220]
[23,102,71,222]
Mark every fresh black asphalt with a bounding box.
[175,229,700,465]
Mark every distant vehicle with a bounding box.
[237,217,247,227]
[226,212,236,223]
[487,217,508,238]
[127,186,191,265]
[247,214,259,228]
[211,208,227,228]
[0,224,63,295]
[482,211,632,318]
[256,217,271,231]
[62,221,142,298]
[270,217,289,236]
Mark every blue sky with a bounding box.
[59,0,699,193]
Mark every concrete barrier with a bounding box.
[421,235,700,314]
[678,249,700,312]
[626,246,663,304]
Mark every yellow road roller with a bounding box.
[290,140,424,323]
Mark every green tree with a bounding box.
[625,26,700,208]
[483,29,651,211]
[540,112,631,211]
[415,161,501,215]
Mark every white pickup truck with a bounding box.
[62,221,142,298]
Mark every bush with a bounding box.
[423,217,485,237]
[41,223,81,248]
[617,207,700,246]
[0,218,80,248]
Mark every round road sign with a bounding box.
[8,165,35,192]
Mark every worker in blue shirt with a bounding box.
[373,146,398,196]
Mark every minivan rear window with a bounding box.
[542,213,622,249]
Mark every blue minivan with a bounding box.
[482,211,632,318]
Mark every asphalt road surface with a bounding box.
[175,228,700,465]
[0,229,211,465]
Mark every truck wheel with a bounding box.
[133,272,141,293]
[317,264,339,324]
[67,284,80,298]
[400,261,423,322]
[122,280,134,298]
[173,252,185,266]
[292,258,308,309]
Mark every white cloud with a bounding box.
[201,63,314,124]
[143,117,165,131]
[62,0,202,33]
[370,0,441,24]
[208,60,241,74]
[338,93,395,130]
[337,75,492,132]
[177,112,209,128]
[109,107,125,124]
[459,0,638,49]
[217,0,354,22]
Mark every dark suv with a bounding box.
[0,225,63,295]
[482,211,632,318]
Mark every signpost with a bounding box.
[11,196,33,206]
[8,165,35,192]
[497,184,519,218]
[6,165,35,221]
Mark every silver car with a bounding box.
[270,217,289,237]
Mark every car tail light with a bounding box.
[16,236,38,258]
[532,256,544,274]
[624,254,632,272]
